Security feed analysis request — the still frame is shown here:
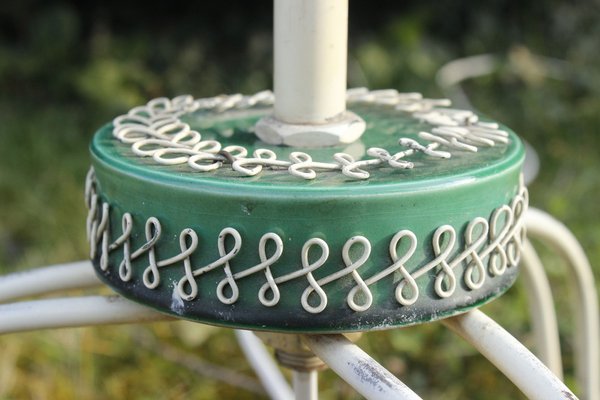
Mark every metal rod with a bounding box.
[520,238,563,378]
[435,53,499,109]
[274,0,348,124]
[526,207,599,400]
[0,260,102,303]
[293,370,318,400]
[304,334,423,400]
[442,310,576,400]
[0,295,171,335]
[235,330,294,400]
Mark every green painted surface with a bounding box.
[90,104,525,332]
[94,104,522,190]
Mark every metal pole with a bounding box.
[0,295,171,334]
[0,261,101,303]
[304,334,423,400]
[256,0,365,147]
[293,370,318,400]
[235,330,294,400]
[526,207,599,400]
[442,309,576,400]
[274,0,348,124]
[520,239,563,378]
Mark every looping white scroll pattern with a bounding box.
[177,227,242,302]
[301,236,372,314]
[463,217,490,290]
[432,226,458,298]
[110,88,510,180]
[86,169,527,314]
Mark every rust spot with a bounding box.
[349,359,394,391]
[218,150,235,164]
[106,295,120,303]
[562,390,578,400]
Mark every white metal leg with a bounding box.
[526,207,599,400]
[520,239,563,378]
[442,309,576,400]
[293,370,318,400]
[303,334,423,400]
[234,330,294,400]
[0,261,101,303]
[0,295,171,334]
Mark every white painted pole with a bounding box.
[256,0,365,146]
[304,334,423,400]
[293,370,318,400]
[0,261,102,303]
[274,0,348,124]
[442,310,576,400]
[0,296,171,335]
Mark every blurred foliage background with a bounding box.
[1,0,599,399]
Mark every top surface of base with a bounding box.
[92,100,523,192]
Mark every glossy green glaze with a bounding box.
[89,103,525,333]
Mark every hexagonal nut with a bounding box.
[254,112,366,148]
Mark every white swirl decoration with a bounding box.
[86,168,528,314]
[110,88,511,180]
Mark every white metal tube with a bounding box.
[520,239,563,378]
[235,330,294,400]
[293,370,318,400]
[0,295,171,335]
[0,261,102,303]
[442,310,576,400]
[526,207,599,400]
[274,0,348,124]
[304,334,423,400]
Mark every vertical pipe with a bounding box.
[293,370,318,400]
[274,0,348,124]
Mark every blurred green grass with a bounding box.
[1,1,599,399]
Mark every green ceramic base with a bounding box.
[87,92,526,333]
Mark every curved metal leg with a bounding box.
[303,334,423,400]
[0,295,171,334]
[234,330,294,400]
[520,238,563,378]
[0,261,101,303]
[526,207,599,400]
[442,309,576,400]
